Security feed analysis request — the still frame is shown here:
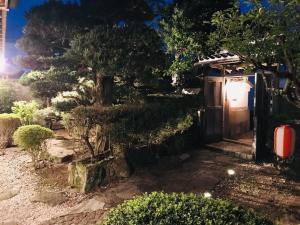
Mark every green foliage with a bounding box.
[16,0,84,70]
[13,125,54,168]
[52,98,78,112]
[210,0,300,107]
[12,101,40,125]
[32,107,56,126]
[0,80,18,113]
[20,68,77,102]
[101,192,273,225]
[0,114,21,149]
[160,0,233,75]
[63,24,167,105]
[19,70,46,86]
[152,114,194,144]
[67,95,200,158]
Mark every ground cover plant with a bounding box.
[100,192,273,225]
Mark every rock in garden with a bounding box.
[179,153,191,161]
[47,139,74,163]
[0,187,20,201]
[69,196,106,214]
[30,191,67,206]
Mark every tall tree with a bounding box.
[63,23,166,106]
[81,0,154,24]
[210,0,300,107]
[16,0,84,70]
[160,0,233,76]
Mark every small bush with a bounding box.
[0,114,21,149]
[0,80,18,113]
[101,192,273,225]
[12,100,40,125]
[33,107,56,126]
[13,125,54,168]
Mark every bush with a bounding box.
[12,100,40,125]
[101,192,273,225]
[0,114,21,149]
[33,107,56,126]
[0,80,18,113]
[13,125,54,168]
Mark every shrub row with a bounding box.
[0,114,21,149]
[100,192,273,225]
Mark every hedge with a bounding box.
[100,192,273,225]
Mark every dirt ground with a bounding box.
[0,147,299,225]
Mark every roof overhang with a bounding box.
[195,51,242,67]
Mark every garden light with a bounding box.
[225,80,251,108]
[227,169,235,176]
[204,192,212,198]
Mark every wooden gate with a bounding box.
[203,77,224,142]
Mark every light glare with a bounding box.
[227,169,235,176]
[204,192,212,198]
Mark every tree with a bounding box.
[80,0,154,25]
[210,0,300,107]
[64,23,166,106]
[160,0,233,76]
[20,68,77,106]
[16,0,84,70]
[17,0,167,107]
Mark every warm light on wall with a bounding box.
[226,80,251,108]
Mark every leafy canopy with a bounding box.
[160,0,233,75]
[210,0,300,107]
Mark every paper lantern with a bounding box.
[274,125,296,159]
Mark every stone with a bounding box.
[68,157,114,193]
[110,144,131,178]
[0,187,20,201]
[30,191,67,206]
[47,139,74,163]
[179,153,191,161]
[111,156,131,178]
[1,221,19,225]
[69,197,106,214]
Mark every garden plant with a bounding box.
[100,192,273,225]
[13,125,54,169]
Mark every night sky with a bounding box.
[5,0,265,61]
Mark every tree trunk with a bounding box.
[95,74,113,106]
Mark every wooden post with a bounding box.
[254,73,269,161]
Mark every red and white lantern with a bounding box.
[274,125,296,159]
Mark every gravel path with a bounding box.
[1,147,299,225]
[0,148,87,225]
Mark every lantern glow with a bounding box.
[226,80,251,108]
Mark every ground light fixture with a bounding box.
[204,192,212,198]
[227,169,236,176]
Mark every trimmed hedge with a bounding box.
[13,125,54,168]
[100,192,273,225]
[0,114,21,149]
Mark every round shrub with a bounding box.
[101,192,273,225]
[0,114,21,149]
[13,125,54,168]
